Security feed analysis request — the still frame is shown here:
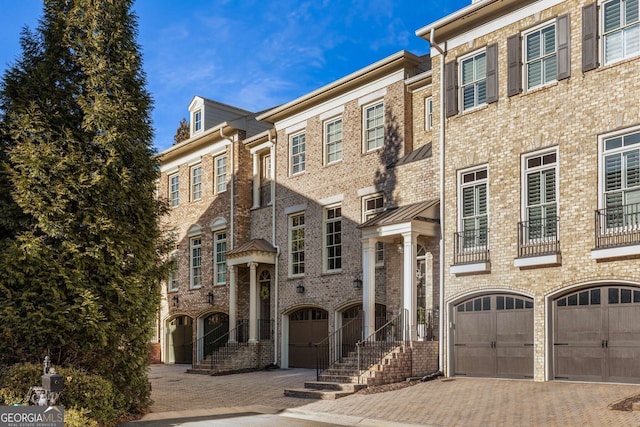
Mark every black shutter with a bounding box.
[582,3,598,72]
[507,34,522,97]
[486,43,499,104]
[445,60,458,118]
[557,14,571,80]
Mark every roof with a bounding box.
[359,200,439,229]
[227,239,277,258]
[389,143,432,168]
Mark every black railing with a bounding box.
[517,217,560,257]
[315,311,362,381]
[417,308,438,341]
[260,184,271,207]
[194,322,228,366]
[356,310,409,384]
[453,228,490,265]
[258,319,274,341]
[595,204,640,249]
[207,320,248,369]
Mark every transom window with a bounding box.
[325,205,342,272]
[602,130,640,228]
[190,237,202,289]
[523,150,558,240]
[460,168,488,248]
[460,51,487,111]
[214,232,227,285]
[191,165,202,201]
[525,22,557,89]
[603,0,640,64]
[364,102,384,151]
[169,173,179,207]
[289,213,305,276]
[290,133,306,175]
[325,118,343,164]
[215,155,227,193]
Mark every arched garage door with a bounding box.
[289,308,328,368]
[553,286,640,383]
[454,294,534,379]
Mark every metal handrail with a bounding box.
[595,203,640,249]
[517,217,559,257]
[453,228,490,265]
[417,308,439,341]
[207,320,248,369]
[194,322,227,366]
[356,309,408,384]
[315,310,363,381]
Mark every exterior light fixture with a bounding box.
[172,295,179,307]
[207,292,214,305]
[296,282,305,294]
[353,274,363,290]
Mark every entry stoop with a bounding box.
[284,381,367,400]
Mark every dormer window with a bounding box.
[193,110,202,133]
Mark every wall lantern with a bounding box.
[353,274,363,290]
[172,295,179,307]
[207,292,214,305]
[296,282,305,294]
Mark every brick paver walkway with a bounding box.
[143,365,640,426]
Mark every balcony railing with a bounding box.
[517,217,560,257]
[595,203,640,249]
[453,228,490,265]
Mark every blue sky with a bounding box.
[0,0,470,152]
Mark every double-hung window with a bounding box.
[460,168,488,248]
[525,22,558,89]
[169,173,179,207]
[290,133,306,175]
[523,150,558,240]
[363,194,385,265]
[460,51,487,111]
[425,97,433,130]
[289,213,305,276]
[364,102,384,152]
[194,110,202,133]
[325,118,343,164]
[191,165,202,201]
[215,155,227,193]
[325,205,342,272]
[214,232,227,285]
[603,0,640,64]
[602,130,640,229]
[168,252,179,291]
[190,236,202,289]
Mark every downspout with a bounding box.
[220,128,234,250]
[269,128,280,365]
[429,27,447,374]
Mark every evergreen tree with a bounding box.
[173,117,190,145]
[0,0,171,414]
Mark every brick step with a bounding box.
[317,374,360,383]
[303,381,367,392]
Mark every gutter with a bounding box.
[415,0,501,39]
[219,128,234,250]
[269,128,280,365]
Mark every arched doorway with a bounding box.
[553,285,640,383]
[202,313,229,359]
[288,307,328,368]
[166,315,193,364]
[453,294,534,379]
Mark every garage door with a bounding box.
[454,294,534,379]
[554,286,640,383]
[289,308,328,368]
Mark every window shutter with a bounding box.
[557,14,571,80]
[582,3,598,72]
[445,60,458,118]
[507,34,522,96]
[486,43,499,104]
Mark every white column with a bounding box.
[361,238,377,338]
[248,262,258,343]
[228,265,237,342]
[402,232,418,341]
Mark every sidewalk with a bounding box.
[129,364,640,426]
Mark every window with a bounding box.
[602,130,640,228]
[194,110,202,133]
[290,133,306,175]
[523,150,558,240]
[325,117,343,164]
[603,0,640,64]
[215,155,227,193]
[190,237,202,289]
[169,173,179,207]
[325,205,342,272]
[425,97,433,130]
[289,213,305,276]
[525,22,557,89]
[260,153,272,206]
[459,168,488,248]
[363,194,385,265]
[168,252,178,291]
[460,51,487,111]
[191,165,202,201]
[364,102,384,151]
[214,232,227,285]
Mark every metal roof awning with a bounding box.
[227,238,277,266]
[359,199,440,240]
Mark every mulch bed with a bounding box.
[356,380,421,395]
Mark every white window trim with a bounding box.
[190,236,202,289]
[168,250,179,292]
[598,124,640,209]
[362,193,385,223]
[425,97,433,131]
[190,164,202,201]
[214,154,227,194]
[522,18,558,91]
[520,147,559,243]
[193,109,203,134]
[169,173,179,208]
[288,212,305,278]
[214,231,227,286]
[458,48,488,112]
[324,116,343,166]
[363,100,385,153]
[323,204,342,273]
[601,0,640,66]
[457,165,489,249]
[289,131,306,176]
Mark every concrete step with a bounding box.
[303,381,367,392]
[317,374,360,383]
[185,368,213,375]
[283,388,356,400]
